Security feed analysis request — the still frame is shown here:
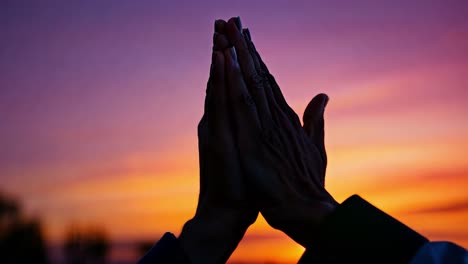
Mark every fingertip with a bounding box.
[310,93,329,109]
[303,93,329,124]
[317,93,329,108]
[227,16,242,31]
[214,19,227,34]
[234,16,242,31]
[226,17,241,41]
[319,93,329,100]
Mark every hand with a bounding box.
[221,17,338,247]
[178,24,257,264]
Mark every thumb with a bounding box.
[303,93,329,140]
[303,93,329,178]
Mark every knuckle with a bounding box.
[247,71,270,95]
[247,72,263,88]
[239,93,256,108]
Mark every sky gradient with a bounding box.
[1,0,467,262]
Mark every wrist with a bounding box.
[179,209,256,264]
[262,195,338,248]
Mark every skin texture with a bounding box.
[220,17,338,247]
[180,17,338,263]
[178,31,257,263]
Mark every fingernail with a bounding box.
[243,28,251,41]
[234,16,242,31]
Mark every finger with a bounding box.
[241,28,305,158]
[214,19,231,51]
[204,67,214,116]
[209,51,229,136]
[242,29,274,103]
[208,50,245,200]
[213,32,230,51]
[226,17,272,127]
[243,28,302,129]
[203,80,211,118]
[197,113,209,197]
[242,28,267,84]
[303,93,329,167]
[208,31,229,110]
[242,28,282,124]
[214,19,227,34]
[224,46,261,134]
[303,93,328,138]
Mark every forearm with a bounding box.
[178,210,254,264]
[137,212,251,264]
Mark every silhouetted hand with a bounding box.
[178,26,257,263]
[220,17,338,247]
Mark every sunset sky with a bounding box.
[1,0,467,262]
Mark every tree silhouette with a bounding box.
[64,225,110,264]
[0,192,49,264]
[136,241,154,256]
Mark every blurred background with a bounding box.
[1,0,467,263]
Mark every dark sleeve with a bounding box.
[137,232,189,264]
[409,242,467,264]
[298,195,429,264]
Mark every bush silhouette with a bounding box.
[64,225,110,264]
[0,193,49,264]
